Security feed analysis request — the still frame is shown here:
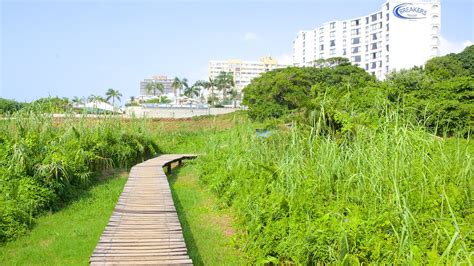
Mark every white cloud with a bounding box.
[276,53,293,65]
[440,36,472,55]
[243,32,258,41]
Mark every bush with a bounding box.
[0,112,160,242]
[197,118,473,264]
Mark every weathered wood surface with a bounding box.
[90,154,197,265]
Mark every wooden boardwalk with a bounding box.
[90,154,197,265]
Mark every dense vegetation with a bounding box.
[196,47,474,264]
[197,118,472,264]
[0,111,159,242]
[243,46,474,136]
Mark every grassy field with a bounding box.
[0,113,246,265]
[0,171,127,265]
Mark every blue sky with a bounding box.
[1,0,473,103]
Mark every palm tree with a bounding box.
[228,88,239,108]
[183,82,201,98]
[105,88,122,107]
[215,72,234,104]
[201,77,217,106]
[145,81,164,96]
[88,94,105,103]
[171,77,181,102]
[172,77,188,104]
[72,96,84,105]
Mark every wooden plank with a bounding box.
[90,154,196,265]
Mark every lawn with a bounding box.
[0,171,127,265]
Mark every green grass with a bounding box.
[169,163,247,265]
[0,172,127,265]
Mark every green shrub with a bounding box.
[197,116,473,264]
[0,111,160,242]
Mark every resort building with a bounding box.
[208,56,288,92]
[292,0,441,79]
[139,75,174,96]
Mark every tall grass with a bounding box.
[197,113,473,264]
[0,111,160,242]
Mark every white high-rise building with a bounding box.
[292,0,441,79]
[208,56,288,92]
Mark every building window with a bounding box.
[432,37,440,45]
[366,17,370,24]
[386,55,389,63]
[330,22,336,29]
[432,26,439,34]
[379,22,382,29]
[432,15,439,21]
[303,33,305,40]
[330,40,336,47]
[343,22,347,29]
[386,3,389,11]
[319,53,324,59]
[371,33,377,41]
[351,19,360,26]
[343,39,347,46]
[386,13,389,21]
[330,31,335,38]
[365,64,369,70]
[365,45,369,52]
[330,49,336,56]
[343,48,347,55]
[351,55,361,62]
[371,62,377,69]
[372,52,377,59]
[386,44,389,52]
[371,14,378,22]
[385,66,389,73]
[379,61,382,67]
[386,24,389,31]
[351,37,360,44]
[319,44,324,50]
[319,36,324,42]
[371,43,377,50]
[352,46,360,53]
[386,34,389,41]
[351,29,360,35]
[433,4,439,9]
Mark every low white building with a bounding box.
[292,0,441,79]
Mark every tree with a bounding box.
[425,55,468,81]
[145,81,164,96]
[215,71,234,104]
[184,81,202,98]
[71,96,84,105]
[105,88,122,106]
[201,77,217,106]
[88,94,105,103]
[228,88,239,108]
[171,77,189,104]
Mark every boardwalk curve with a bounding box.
[90,154,197,265]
